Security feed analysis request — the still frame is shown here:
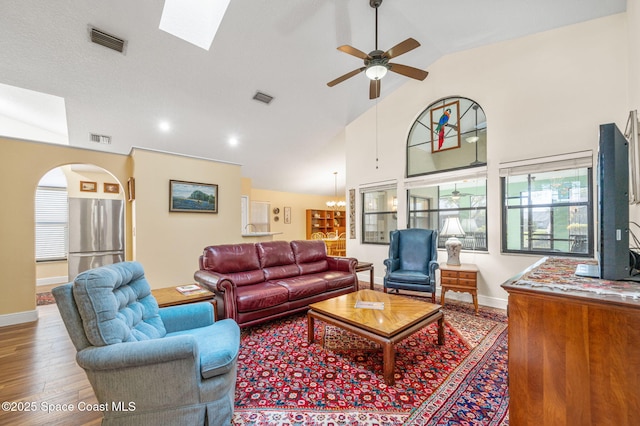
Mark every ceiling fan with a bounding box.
[442,184,472,202]
[327,0,429,100]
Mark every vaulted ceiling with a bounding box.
[0,0,626,195]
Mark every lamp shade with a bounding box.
[441,217,465,237]
[365,64,388,80]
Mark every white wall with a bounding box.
[345,13,629,308]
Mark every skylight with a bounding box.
[0,83,69,145]
[159,0,231,51]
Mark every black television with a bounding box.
[577,122,639,281]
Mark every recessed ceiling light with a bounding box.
[228,136,238,146]
[159,121,171,132]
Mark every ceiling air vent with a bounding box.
[90,28,126,53]
[89,133,112,145]
[252,91,274,105]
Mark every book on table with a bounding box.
[175,284,209,296]
[354,300,384,310]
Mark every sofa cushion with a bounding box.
[72,261,166,346]
[313,270,355,291]
[236,282,289,312]
[291,240,329,274]
[167,318,240,379]
[202,244,264,286]
[276,276,327,301]
[257,241,299,281]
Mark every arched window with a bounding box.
[407,97,486,177]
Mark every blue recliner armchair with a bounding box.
[52,261,240,426]
[383,229,439,303]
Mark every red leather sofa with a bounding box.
[194,240,357,328]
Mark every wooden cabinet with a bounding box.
[502,258,640,426]
[439,263,478,313]
[306,209,346,239]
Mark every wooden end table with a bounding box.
[308,289,444,385]
[439,263,479,314]
[355,262,374,289]
[152,285,218,320]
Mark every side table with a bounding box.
[439,263,479,313]
[152,285,218,320]
[355,262,374,289]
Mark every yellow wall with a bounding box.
[0,138,130,321]
[131,148,244,288]
[0,141,342,324]
[35,260,67,284]
[249,187,345,241]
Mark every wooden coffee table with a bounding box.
[308,289,444,385]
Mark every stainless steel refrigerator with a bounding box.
[68,198,124,279]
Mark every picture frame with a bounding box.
[104,182,120,194]
[127,177,135,201]
[284,206,291,224]
[169,180,218,213]
[349,188,356,239]
[430,100,461,153]
[80,181,97,192]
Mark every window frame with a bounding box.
[501,167,594,257]
[360,187,397,245]
[407,178,488,251]
[406,96,487,178]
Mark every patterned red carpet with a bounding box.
[36,291,56,306]
[232,300,509,425]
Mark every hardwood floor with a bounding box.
[0,304,102,425]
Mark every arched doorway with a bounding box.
[35,164,125,300]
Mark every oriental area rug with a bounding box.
[232,300,509,425]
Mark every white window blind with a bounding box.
[35,187,68,261]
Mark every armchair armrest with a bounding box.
[160,302,214,333]
[383,258,400,274]
[76,335,197,371]
[428,260,440,284]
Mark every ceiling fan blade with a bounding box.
[369,79,381,100]
[388,63,429,81]
[327,67,365,87]
[383,38,420,59]
[337,45,370,60]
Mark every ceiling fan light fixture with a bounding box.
[365,64,388,80]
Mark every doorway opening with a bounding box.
[35,164,125,303]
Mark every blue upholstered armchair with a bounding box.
[52,261,240,426]
[383,229,439,303]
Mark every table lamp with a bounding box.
[441,217,465,265]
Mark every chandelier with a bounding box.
[326,172,346,209]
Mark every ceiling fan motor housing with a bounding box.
[365,50,388,67]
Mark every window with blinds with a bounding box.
[35,187,68,261]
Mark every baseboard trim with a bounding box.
[37,276,69,287]
[0,309,38,327]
